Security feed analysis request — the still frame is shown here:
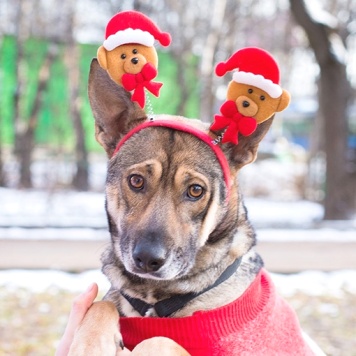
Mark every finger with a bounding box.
[69,283,99,326]
[55,283,98,356]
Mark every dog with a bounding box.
[67,58,319,355]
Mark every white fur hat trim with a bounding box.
[232,71,282,98]
[103,28,154,51]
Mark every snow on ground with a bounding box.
[0,268,355,299]
[0,187,325,228]
[257,228,356,242]
[245,198,324,227]
[271,270,356,297]
[0,269,110,294]
[0,188,107,228]
[0,227,109,240]
[2,188,355,243]
[2,226,355,241]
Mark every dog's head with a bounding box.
[89,59,272,281]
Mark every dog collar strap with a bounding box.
[121,256,242,317]
[113,120,231,196]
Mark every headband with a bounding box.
[113,120,231,198]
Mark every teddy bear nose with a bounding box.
[243,101,250,108]
[131,57,139,65]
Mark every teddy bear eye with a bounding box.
[248,89,253,94]
[121,54,126,60]
[132,49,138,54]
[260,95,265,101]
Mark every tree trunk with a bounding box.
[65,6,89,191]
[172,49,193,117]
[290,0,355,220]
[199,0,227,122]
[15,45,57,188]
[12,0,56,188]
[69,57,89,191]
[162,0,195,117]
[0,134,5,186]
[13,0,27,186]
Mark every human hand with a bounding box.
[55,283,99,356]
[55,284,188,355]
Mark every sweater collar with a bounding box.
[120,269,272,352]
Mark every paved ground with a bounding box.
[1,236,355,272]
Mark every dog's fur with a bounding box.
[71,59,276,355]
[68,301,121,355]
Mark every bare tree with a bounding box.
[163,0,200,116]
[13,0,58,188]
[160,0,292,121]
[199,0,227,122]
[0,19,5,186]
[0,131,4,186]
[290,0,355,219]
[64,1,89,191]
[17,46,57,188]
[13,0,28,187]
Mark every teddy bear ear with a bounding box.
[88,58,147,157]
[276,89,291,112]
[97,46,108,70]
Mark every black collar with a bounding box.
[121,257,242,317]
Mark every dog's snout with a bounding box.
[242,100,250,108]
[131,57,139,65]
[133,238,167,273]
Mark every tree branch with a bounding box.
[290,0,337,66]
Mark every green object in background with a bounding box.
[0,36,199,152]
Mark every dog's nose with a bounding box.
[243,100,250,108]
[133,239,166,273]
[131,57,139,65]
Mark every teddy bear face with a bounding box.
[226,82,290,124]
[97,43,158,85]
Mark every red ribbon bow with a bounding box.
[210,100,258,145]
[121,63,163,109]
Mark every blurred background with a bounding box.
[0,0,355,355]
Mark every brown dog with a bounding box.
[66,59,317,355]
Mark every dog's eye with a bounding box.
[132,49,138,54]
[187,184,204,200]
[128,174,144,190]
[260,95,265,101]
[121,54,126,60]
[248,88,253,94]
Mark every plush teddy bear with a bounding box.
[97,11,171,108]
[211,47,291,145]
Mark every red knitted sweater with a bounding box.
[120,269,314,355]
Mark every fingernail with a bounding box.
[85,283,95,294]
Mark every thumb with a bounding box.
[55,283,98,356]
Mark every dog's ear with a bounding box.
[88,58,147,157]
[221,117,274,170]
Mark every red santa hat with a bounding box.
[215,47,283,98]
[103,11,171,51]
